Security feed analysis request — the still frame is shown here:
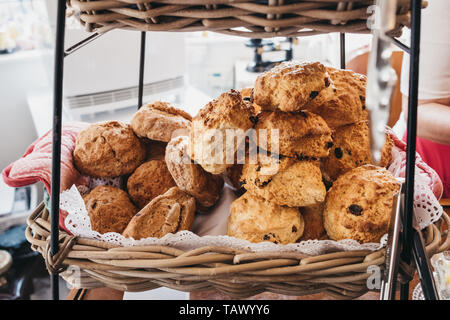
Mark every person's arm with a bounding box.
[402,95,450,145]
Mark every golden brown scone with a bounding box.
[254,110,332,159]
[303,67,368,129]
[321,120,371,182]
[323,165,401,243]
[73,121,146,178]
[253,61,331,112]
[83,185,138,234]
[165,136,224,212]
[126,159,177,209]
[321,121,394,182]
[190,89,254,174]
[228,192,304,244]
[122,187,195,240]
[144,139,168,160]
[298,202,326,241]
[242,154,326,207]
[130,101,192,143]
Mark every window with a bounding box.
[0,0,51,54]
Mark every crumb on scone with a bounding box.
[73,121,146,178]
[228,192,304,244]
[83,185,138,234]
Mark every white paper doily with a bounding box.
[388,147,443,229]
[61,184,388,255]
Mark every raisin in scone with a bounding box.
[254,110,332,159]
[165,135,224,212]
[253,61,332,112]
[323,165,401,243]
[228,192,304,244]
[242,154,326,207]
[83,185,138,234]
[190,89,254,174]
[73,121,146,178]
[131,101,192,142]
[303,67,368,129]
[127,159,177,209]
[122,187,195,240]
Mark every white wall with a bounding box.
[0,50,52,170]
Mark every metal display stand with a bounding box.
[48,0,433,300]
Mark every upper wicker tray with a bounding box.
[67,0,419,37]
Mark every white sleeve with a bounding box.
[400,0,450,100]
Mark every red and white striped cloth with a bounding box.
[2,122,90,233]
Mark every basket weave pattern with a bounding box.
[26,202,449,299]
[67,0,415,37]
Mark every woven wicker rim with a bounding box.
[25,202,449,299]
[66,0,425,37]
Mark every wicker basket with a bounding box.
[67,0,422,37]
[25,202,449,299]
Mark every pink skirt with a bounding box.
[403,132,450,199]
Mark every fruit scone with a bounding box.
[321,120,394,183]
[190,89,255,175]
[123,186,196,240]
[131,101,192,142]
[253,60,332,112]
[126,159,177,209]
[83,185,138,234]
[323,165,401,243]
[73,120,146,178]
[228,192,304,245]
[303,67,368,129]
[241,153,326,207]
[253,109,333,160]
[165,135,224,213]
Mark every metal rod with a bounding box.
[340,33,345,69]
[138,31,146,109]
[400,0,422,300]
[389,36,411,54]
[50,0,67,301]
[64,33,104,57]
[412,229,439,299]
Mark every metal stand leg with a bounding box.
[138,31,146,109]
[50,0,67,301]
[340,33,346,69]
[400,0,422,300]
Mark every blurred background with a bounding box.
[0,0,407,300]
